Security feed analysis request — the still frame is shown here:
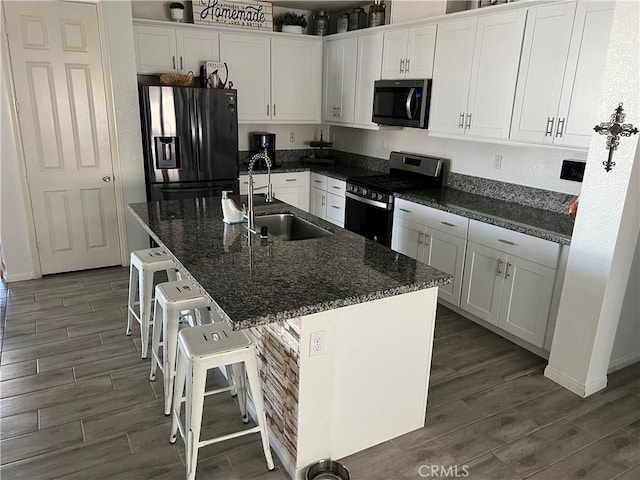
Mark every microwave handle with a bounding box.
[405,87,416,120]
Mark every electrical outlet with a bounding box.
[494,154,502,169]
[310,330,324,356]
[289,131,295,143]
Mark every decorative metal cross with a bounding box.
[594,103,638,172]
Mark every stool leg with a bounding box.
[167,268,178,282]
[139,268,154,359]
[231,363,247,422]
[244,353,275,471]
[170,347,186,445]
[187,359,206,480]
[149,294,163,381]
[164,302,180,416]
[126,262,137,336]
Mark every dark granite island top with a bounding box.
[128,196,451,330]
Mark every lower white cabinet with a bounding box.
[460,220,559,348]
[392,199,468,306]
[309,173,346,227]
[239,171,310,212]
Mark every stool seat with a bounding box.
[181,323,251,357]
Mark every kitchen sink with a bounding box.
[254,214,333,241]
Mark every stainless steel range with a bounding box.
[344,151,446,246]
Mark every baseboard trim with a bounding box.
[5,271,35,282]
[608,353,640,373]
[544,365,608,397]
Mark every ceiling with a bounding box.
[271,0,372,13]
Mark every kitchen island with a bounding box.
[129,195,451,479]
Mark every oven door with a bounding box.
[344,193,393,247]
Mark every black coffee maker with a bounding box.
[248,132,276,170]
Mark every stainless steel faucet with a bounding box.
[245,152,273,233]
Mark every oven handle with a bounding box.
[346,191,392,210]
[405,87,416,120]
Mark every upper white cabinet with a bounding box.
[134,23,219,74]
[429,10,526,139]
[323,38,358,124]
[221,33,322,124]
[381,24,436,80]
[511,1,614,148]
[353,32,384,127]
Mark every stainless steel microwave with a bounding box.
[372,79,432,128]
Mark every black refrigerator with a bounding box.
[139,86,240,202]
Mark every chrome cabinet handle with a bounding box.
[399,208,411,213]
[418,231,423,245]
[331,185,341,190]
[331,205,340,210]
[505,262,513,278]
[102,175,112,182]
[545,117,555,136]
[424,233,429,248]
[496,259,504,275]
[400,58,405,73]
[441,221,455,227]
[172,56,176,70]
[267,104,269,116]
[314,179,322,184]
[285,178,297,182]
[498,239,516,246]
[321,195,326,206]
[180,56,183,70]
[556,117,565,137]
[458,112,465,129]
[406,58,410,73]
[273,104,276,116]
[465,113,472,129]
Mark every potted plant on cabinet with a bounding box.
[274,12,307,34]
[169,2,185,22]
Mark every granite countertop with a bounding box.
[397,189,574,245]
[128,196,451,330]
[239,161,383,182]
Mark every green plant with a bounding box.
[169,2,184,9]
[274,12,307,29]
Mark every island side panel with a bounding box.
[246,318,302,475]
[296,288,438,476]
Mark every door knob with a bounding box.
[102,175,112,182]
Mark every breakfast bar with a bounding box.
[128,195,451,479]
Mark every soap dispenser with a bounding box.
[221,191,245,224]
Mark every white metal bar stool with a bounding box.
[170,323,275,480]
[127,247,176,359]
[149,280,213,415]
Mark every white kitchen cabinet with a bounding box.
[221,33,322,124]
[460,220,560,348]
[134,23,219,75]
[430,10,526,139]
[309,173,346,227]
[310,186,327,219]
[381,24,436,80]
[392,199,468,306]
[511,1,614,148]
[323,38,357,124]
[240,171,310,212]
[353,32,384,127]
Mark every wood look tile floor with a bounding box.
[1,267,638,480]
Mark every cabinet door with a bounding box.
[271,37,322,122]
[429,18,476,135]
[460,241,504,326]
[354,33,383,126]
[465,10,526,139]
[556,2,614,148]
[405,24,437,79]
[499,255,556,348]
[424,228,467,307]
[175,29,219,74]
[134,25,177,74]
[391,217,424,262]
[381,29,408,79]
[310,186,327,220]
[336,38,358,124]
[276,187,309,212]
[326,193,345,227]
[220,33,271,122]
[510,2,577,144]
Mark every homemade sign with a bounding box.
[193,0,273,31]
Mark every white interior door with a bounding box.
[5,1,121,275]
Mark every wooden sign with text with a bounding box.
[193,0,273,31]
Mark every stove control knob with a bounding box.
[362,188,368,196]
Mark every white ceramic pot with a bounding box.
[282,25,303,34]
[170,8,184,22]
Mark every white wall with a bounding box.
[332,127,585,195]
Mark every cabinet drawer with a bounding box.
[468,219,560,268]
[327,177,346,197]
[311,173,328,190]
[271,171,308,189]
[326,193,345,226]
[395,198,469,238]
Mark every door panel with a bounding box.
[391,218,423,261]
[381,29,407,80]
[175,29,219,74]
[354,33,383,126]
[460,242,503,325]
[5,1,121,274]
[424,228,466,307]
[133,25,177,74]
[406,24,436,79]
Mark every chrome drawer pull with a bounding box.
[458,112,465,129]
[285,178,297,182]
[441,221,455,227]
[332,185,341,189]
[331,205,340,209]
[498,239,516,246]
[545,117,554,136]
[399,208,411,213]
[314,180,322,183]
